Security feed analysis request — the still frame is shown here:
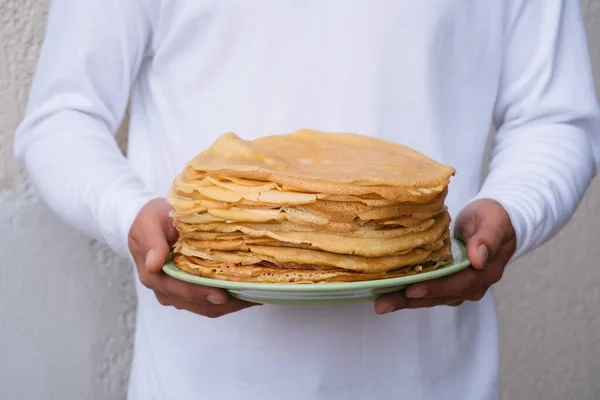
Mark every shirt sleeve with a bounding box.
[472,0,600,260]
[13,0,160,258]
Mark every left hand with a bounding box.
[374,199,517,314]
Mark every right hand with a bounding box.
[128,198,259,318]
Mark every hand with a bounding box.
[374,199,516,314]
[128,198,259,318]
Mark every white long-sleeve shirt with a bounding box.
[14,1,600,399]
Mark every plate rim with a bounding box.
[162,238,470,292]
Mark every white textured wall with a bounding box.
[1,1,599,399]
[0,2,135,399]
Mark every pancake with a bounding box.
[176,237,450,274]
[168,129,455,284]
[175,212,449,257]
[187,130,455,202]
[173,248,452,284]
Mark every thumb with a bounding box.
[130,199,176,274]
[454,199,511,270]
[144,238,171,274]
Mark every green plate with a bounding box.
[162,238,470,306]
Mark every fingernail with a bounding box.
[207,294,227,305]
[145,249,155,268]
[382,305,396,314]
[478,244,489,263]
[406,287,427,299]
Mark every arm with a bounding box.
[375,0,599,312]
[473,0,600,260]
[14,0,257,316]
[14,0,158,258]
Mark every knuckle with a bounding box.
[139,274,152,289]
[182,286,202,303]
[456,209,479,239]
[420,301,440,309]
[466,270,480,286]
[489,234,503,254]
[447,270,473,289]
[468,290,486,302]
[404,299,435,309]
[204,309,224,319]
[127,237,137,254]
[377,293,404,307]
[490,269,504,284]
[140,280,151,290]
[128,229,143,251]
[155,293,171,307]
[170,283,202,304]
[157,298,169,307]
[455,272,478,294]
[387,298,406,310]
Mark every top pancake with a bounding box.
[187,130,455,203]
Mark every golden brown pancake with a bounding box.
[188,130,455,203]
[168,129,455,283]
[173,250,452,284]
[176,239,451,274]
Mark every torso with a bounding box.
[126,2,505,398]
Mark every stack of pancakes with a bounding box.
[168,129,455,283]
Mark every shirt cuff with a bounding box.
[100,189,161,260]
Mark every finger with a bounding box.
[464,288,487,302]
[374,294,464,314]
[464,226,499,270]
[404,268,480,299]
[454,199,514,270]
[157,276,231,305]
[141,272,230,305]
[404,258,505,302]
[144,244,171,274]
[155,292,260,318]
[162,214,179,246]
[129,201,175,274]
